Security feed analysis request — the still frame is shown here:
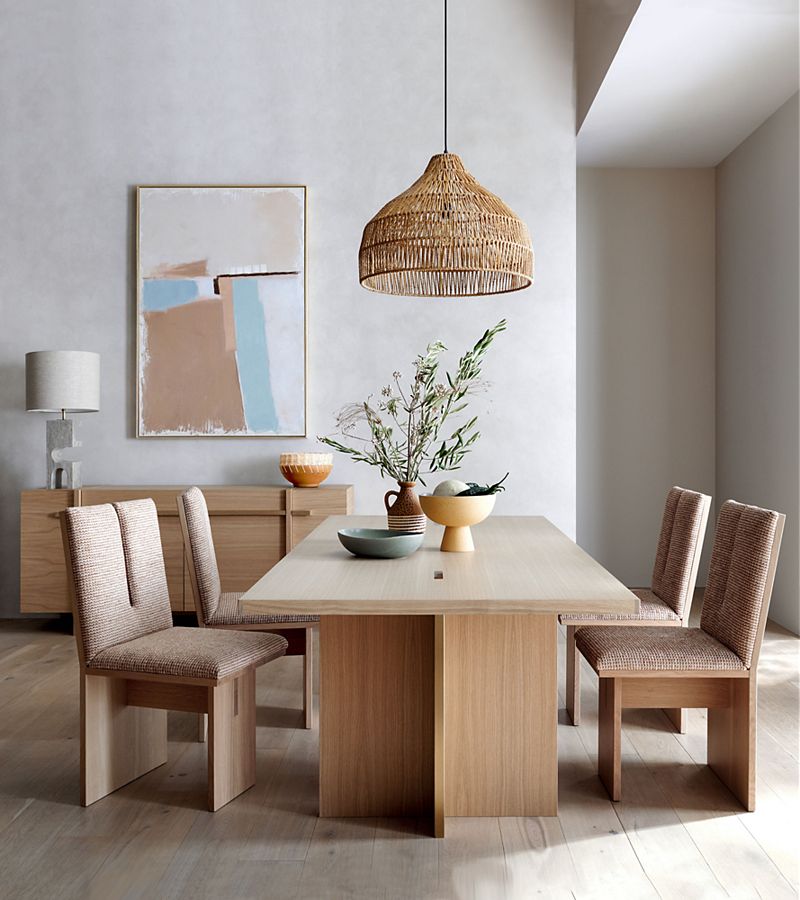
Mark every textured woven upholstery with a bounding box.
[700,501,780,668]
[576,625,746,672]
[577,500,780,673]
[64,498,288,679]
[178,487,222,625]
[208,592,319,627]
[90,627,288,681]
[563,589,680,623]
[180,487,319,629]
[64,501,173,663]
[651,486,707,616]
[559,487,706,627]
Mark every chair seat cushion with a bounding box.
[88,627,288,682]
[575,625,747,673]
[206,592,319,627]
[560,589,680,624]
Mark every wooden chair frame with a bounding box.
[563,492,711,732]
[177,496,315,736]
[61,515,258,811]
[590,513,784,811]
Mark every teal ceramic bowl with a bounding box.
[337,528,424,559]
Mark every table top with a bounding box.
[240,516,639,616]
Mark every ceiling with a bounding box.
[577,0,800,166]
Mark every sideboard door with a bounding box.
[20,489,75,614]
[287,485,354,551]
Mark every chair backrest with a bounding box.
[700,500,784,668]
[61,499,173,666]
[177,487,221,626]
[650,486,712,618]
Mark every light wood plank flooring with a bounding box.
[0,612,796,899]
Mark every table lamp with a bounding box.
[25,350,100,489]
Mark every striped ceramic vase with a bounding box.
[384,482,427,534]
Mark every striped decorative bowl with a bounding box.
[279,452,333,488]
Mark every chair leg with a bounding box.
[707,677,756,811]
[81,673,167,806]
[566,625,581,725]
[207,668,256,811]
[598,677,622,802]
[303,627,314,730]
[196,712,208,742]
[663,707,687,734]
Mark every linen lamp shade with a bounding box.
[25,351,100,413]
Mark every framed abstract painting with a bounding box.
[136,185,307,436]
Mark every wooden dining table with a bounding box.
[241,515,638,837]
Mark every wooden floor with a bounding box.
[0,611,797,900]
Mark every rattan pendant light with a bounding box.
[358,0,534,297]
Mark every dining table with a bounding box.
[240,514,638,837]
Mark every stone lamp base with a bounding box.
[47,418,82,489]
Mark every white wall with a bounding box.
[0,0,577,616]
[575,0,641,130]
[716,94,800,634]
[577,168,716,587]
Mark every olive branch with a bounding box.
[318,320,506,484]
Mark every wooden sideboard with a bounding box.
[20,484,354,614]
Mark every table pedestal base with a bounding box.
[319,614,558,836]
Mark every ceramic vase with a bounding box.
[384,481,427,533]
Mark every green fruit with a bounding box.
[433,479,470,497]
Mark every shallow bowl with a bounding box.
[337,528,425,559]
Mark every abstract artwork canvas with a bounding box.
[136,185,306,436]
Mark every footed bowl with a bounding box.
[418,494,496,552]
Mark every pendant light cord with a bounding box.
[444,0,448,153]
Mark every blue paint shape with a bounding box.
[142,279,199,311]
[232,279,278,432]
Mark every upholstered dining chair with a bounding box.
[576,500,784,810]
[61,499,288,811]
[177,487,319,731]
[561,486,711,731]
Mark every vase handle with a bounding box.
[384,489,399,512]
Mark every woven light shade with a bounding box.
[358,153,533,297]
